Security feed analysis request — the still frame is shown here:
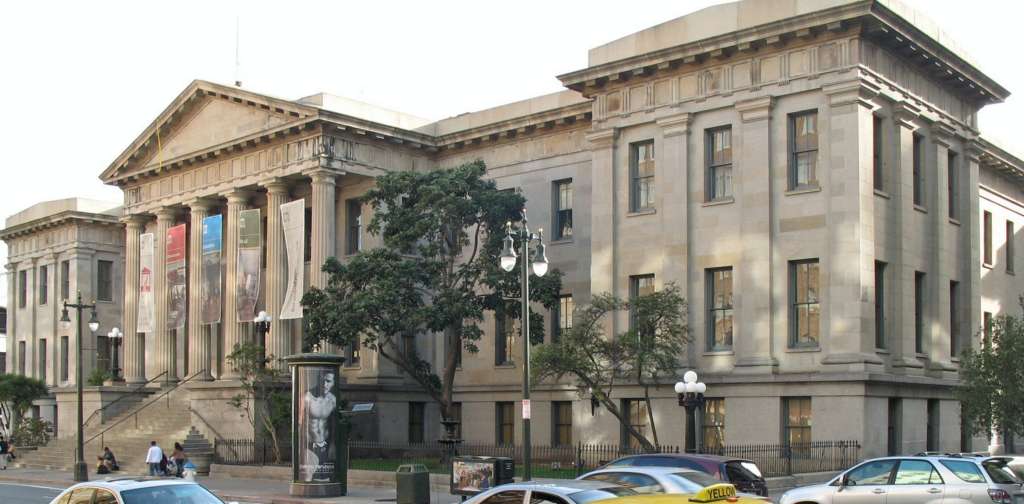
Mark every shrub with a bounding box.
[86,367,112,386]
[10,417,54,447]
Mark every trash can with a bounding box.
[396,464,430,504]
[182,461,196,482]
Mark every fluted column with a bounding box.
[154,208,179,382]
[220,189,253,380]
[122,215,148,384]
[187,199,216,380]
[262,179,292,366]
[309,170,338,354]
[5,263,16,375]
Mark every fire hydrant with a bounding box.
[182,461,197,481]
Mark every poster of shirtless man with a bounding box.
[296,367,338,482]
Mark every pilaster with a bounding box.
[121,215,148,384]
[929,123,957,375]
[220,189,254,380]
[892,101,925,373]
[261,179,292,367]
[187,199,216,380]
[656,113,694,365]
[585,127,619,339]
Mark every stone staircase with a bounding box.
[12,384,213,475]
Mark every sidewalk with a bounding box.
[0,466,464,504]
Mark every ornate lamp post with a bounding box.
[107,327,124,383]
[674,370,706,454]
[499,216,549,481]
[254,310,272,364]
[60,291,99,482]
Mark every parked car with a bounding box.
[49,476,237,504]
[461,479,639,504]
[595,485,773,504]
[578,466,770,501]
[778,454,1024,504]
[598,453,769,497]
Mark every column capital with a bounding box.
[5,262,15,272]
[219,188,255,204]
[154,207,179,222]
[260,178,292,196]
[821,78,879,109]
[185,197,218,213]
[734,96,775,123]
[584,128,618,150]
[119,215,150,230]
[305,169,342,186]
[893,101,921,130]
[656,112,695,137]
[930,122,956,147]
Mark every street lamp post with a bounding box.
[254,311,272,364]
[499,216,548,482]
[674,370,706,454]
[107,327,124,383]
[60,291,99,482]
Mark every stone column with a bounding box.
[187,199,216,380]
[220,189,253,380]
[122,215,148,384]
[154,207,179,382]
[262,179,292,366]
[308,170,338,354]
[892,101,925,374]
[5,263,16,375]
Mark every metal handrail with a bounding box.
[82,369,207,452]
[189,408,238,459]
[82,371,168,429]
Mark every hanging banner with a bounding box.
[138,233,155,333]
[166,223,187,330]
[201,214,223,325]
[237,209,261,322]
[280,199,306,319]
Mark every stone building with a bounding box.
[10,0,1021,457]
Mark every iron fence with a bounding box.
[703,440,861,477]
[214,438,293,466]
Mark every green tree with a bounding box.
[0,374,50,439]
[955,296,1024,440]
[226,341,291,464]
[302,160,562,427]
[532,282,691,452]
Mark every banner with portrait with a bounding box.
[280,199,305,319]
[236,209,261,322]
[138,232,155,333]
[166,223,187,330]
[295,365,339,483]
[201,214,223,325]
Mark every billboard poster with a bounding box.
[280,199,305,319]
[295,365,338,483]
[452,460,496,493]
[138,233,155,333]
[166,223,187,330]
[201,214,223,325]
[236,209,261,322]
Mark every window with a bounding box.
[346,199,362,254]
[875,261,886,349]
[94,489,117,504]
[496,314,515,365]
[61,260,70,301]
[783,397,811,447]
[408,402,425,443]
[401,333,415,357]
[702,398,725,451]
[553,401,572,446]
[984,312,994,343]
[790,112,818,189]
[915,272,925,354]
[497,402,514,445]
[950,281,960,358]
[553,295,573,344]
[790,260,820,347]
[554,180,573,240]
[927,399,940,452]
[623,399,648,448]
[97,260,113,301]
[1007,221,1015,274]
[948,151,959,218]
[39,265,48,305]
[631,141,655,211]
[707,268,733,350]
[913,134,924,206]
[38,339,47,382]
[707,127,733,199]
[260,216,268,269]
[630,274,655,331]
[303,206,313,262]
[873,116,885,191]
[19,341,26,374]
[60,336,69,381]
[888,397,902,455]
[846,459,896,486]
[451,403,462,440]
[97,335,110,372]
[18,269,27,308]
[942,460,985,483]
[344,336,360,367]
[984,211,993,265]
[893,459,943,485]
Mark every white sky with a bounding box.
[1,0,1022,307]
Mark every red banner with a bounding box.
[166,223,187,330]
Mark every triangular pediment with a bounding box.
[101,80,320,185]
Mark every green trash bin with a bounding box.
[396,464,430,504]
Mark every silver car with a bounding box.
[779,454,1024,504]
[461,479,639,504]
[578,466,770,501]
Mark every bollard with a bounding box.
[182,461,197,481]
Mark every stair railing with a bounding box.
[82,371,168,429]
[79,369,207,459]
[189,408,238,460]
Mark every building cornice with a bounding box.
[0,211,123,242]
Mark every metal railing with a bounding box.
[703,440,861,477]
[82,371,168,429]
[215,438,293,465]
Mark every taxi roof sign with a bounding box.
[688,483,737,503]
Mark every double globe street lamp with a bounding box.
[107,327,124,383]
[674,370,707,454]
[60,292,100,482]
[499,216,548,482]
[254,311,272,365]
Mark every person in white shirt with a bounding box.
[145,441,163,476]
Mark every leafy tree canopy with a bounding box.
[302,160,562,421]
[0,374,50,438]
[532,282,691,452]
[955,296,1024,439]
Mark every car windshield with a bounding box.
[666,471,721,492]
[569,487,639,503]
[120,484,224,504]
[725,461,765,482]
[983,460,1023,485]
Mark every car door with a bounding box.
[830,459,896,504]
[884,459,944,504]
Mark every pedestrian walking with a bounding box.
[0,434,9,470]
[145,440,163,476]
[171,442,186,478]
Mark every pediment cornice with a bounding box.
[0,210,122,242]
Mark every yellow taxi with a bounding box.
[595,484,769,504]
